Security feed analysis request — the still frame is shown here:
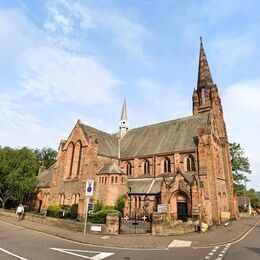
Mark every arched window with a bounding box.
[186,156,196,172]
[60,193,65,205]
[134,196,137,208]
[71,140,82,177]
[144,160,150,174]
[164,157,171,173]
[139,196,142,209]
[66,142,74,178]
[126,162,132,175]
[75,193,80,204]
[71,193,76,204]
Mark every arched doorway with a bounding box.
[169,190,191,221]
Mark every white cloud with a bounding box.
[132,78,190,126]
[223,79,260,189]
[0,96,63,149]
[210,35,255,70]
[19,46,119,104]
[45,0,150,59]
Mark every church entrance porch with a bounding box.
[168,191,191,222]
[177,202,188,221]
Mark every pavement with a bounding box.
[0,214,259,249]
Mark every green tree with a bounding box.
[34,146,57,169]
[0,146,38,208]
[229,142,251,193]
[246,189,260,208]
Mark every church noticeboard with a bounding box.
[221,211,230,220]
[157,204,167,213]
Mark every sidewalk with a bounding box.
[0,214,259,249]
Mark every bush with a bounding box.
[115,195,126,215]
[47,205,62,218]
[89,209,121,224]
[69,204,78,219]
[93,202,103,213]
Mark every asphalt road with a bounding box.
[0,220,259,260]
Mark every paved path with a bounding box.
[0,214,259,249]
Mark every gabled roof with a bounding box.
[37,164,55,188]
[97,164,126,175]
[80,123,119,158]
[120,113,209,158]
[77,112,208,159]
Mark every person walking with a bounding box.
[16,204,24,220]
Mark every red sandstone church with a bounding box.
[36,38,238,225]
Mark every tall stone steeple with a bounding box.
[119,98,128,138]
[197,36,214,89]
[193,37,216,115]
[193,37,227,139]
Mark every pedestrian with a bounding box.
[16,204,24,220]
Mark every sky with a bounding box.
[0,0,259,190]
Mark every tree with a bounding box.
[229,142,251,192]
[0,146,38,208]
[34,146,57,169]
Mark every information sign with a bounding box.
[85,180,94,196]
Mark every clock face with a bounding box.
[87,186,92,192]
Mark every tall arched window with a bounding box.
[164,157,171,173]
[60,193,65,205]
[66,142,74,178]
[126,162,132,175]
[186,155,196,172]
[75,193,80,204]
[144,160,150,174]
[71,193,76,204]
[71,140,82,177]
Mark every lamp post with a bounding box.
[243,179,247,208]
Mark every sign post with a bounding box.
[83,180,94,235]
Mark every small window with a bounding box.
[115,176,118,183]
[127,162,132,175]
[111,176,114,183]
[164,157,171,173]
[144,160,150,174]
[186,156,196,172]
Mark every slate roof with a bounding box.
[120,113,209,158]
[80,123,119,158]
[78,113,209,158]
[97,164,126,175]
[128,178,162,195]
[36,164,55,188]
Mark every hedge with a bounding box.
[89,209,121,224]
[46,205,62,218]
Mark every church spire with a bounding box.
[119,98,128,138]
[197,36,213,89]
[120,97,127,122]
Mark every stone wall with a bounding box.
[151,212,195,236]
[0,209,119,235]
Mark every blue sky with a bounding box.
[0,0,259,190]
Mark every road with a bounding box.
[0,220,259,260]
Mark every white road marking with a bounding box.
[0,247,28,260]
[100,236,110,240]
[168,240,192,248]
[50,248,114,259]
[193,219,260,249]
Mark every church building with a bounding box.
[36,38,238,225]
